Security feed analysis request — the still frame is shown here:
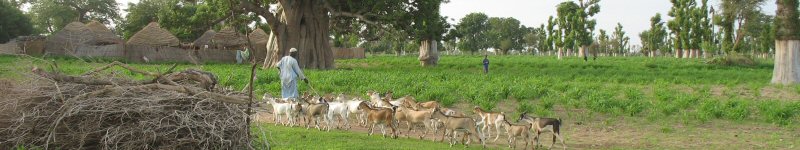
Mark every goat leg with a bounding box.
[494,122,502,142]
[368,123,375,135]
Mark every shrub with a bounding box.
[706,54,756,66]
[759,101,800,126]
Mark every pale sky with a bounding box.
[116,0,778,45]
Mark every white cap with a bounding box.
[290,48,298,53]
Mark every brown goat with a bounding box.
[358,102,398,139]
[474,106,507,142]
[518,112,566,150]
[430,108,485,148]
[303,97,330,131]
[501,117,533,149]
[417,101,440,109]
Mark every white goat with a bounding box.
[367,91,392,108]
[266,96,301,127]
[345,98,367,127]
[326,101,350,129]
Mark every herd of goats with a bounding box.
[259,91,567,149]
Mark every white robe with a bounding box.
[277,56,306,99]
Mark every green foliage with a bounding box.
[706,54,757,66]
[758,101,800,125]
[640,13,668,54]
[120,0,167,39]
[668,0,713,51]
[611,23,630,54]
[120,0,252,41]
[454,13,490,54]
[0,0,34,43]
[25,0,120,33]
[775,0,800,40]
[487,17,525,54]
[555,0,601,49]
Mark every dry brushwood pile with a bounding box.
[0,61,254,149]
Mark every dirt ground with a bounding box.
[252,101,799,150]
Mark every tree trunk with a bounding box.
[579,45,589,61]
[557,48,563,60]
[419,40,439,66]
[262,30,280,69]
[259,0,334,69]
[772,40,800,85]
[675,49,682,58]
[682,49,689,58]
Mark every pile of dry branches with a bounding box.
[0,61,254,149]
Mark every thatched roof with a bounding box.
[211,27,246,48]
[248,28,268,44]
[193,30,216,47]
[126,22,179,47]
[86,21,123,45]
[46,22,95,46]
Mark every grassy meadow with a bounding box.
[1,54,799,149]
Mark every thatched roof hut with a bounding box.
[126,22,179,47]
[248,28,268,44]
[248,29,269,60]
[46,22,95,47]
[86,21,123,45]
[193,30,216,47]
[211,27,246,48]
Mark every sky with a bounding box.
[114,0,777,45]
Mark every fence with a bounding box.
[0,41,242,64]
[332,47,366,59]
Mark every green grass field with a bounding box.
[2,54,799,149]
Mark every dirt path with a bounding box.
[252,104,799,150]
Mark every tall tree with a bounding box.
[454,12,490,55]
[668,0,713,58]
[236,0,448,68]
[555,0,600,61]
[0,0,34,43]
[640,13,668,57]
[546,16,561,58]
[771,0,800,84]
[25,0,120,33]
[611,23,630,55]
[597,29,611,56]
[716,0,767,53]
[668,0,693,58]
[487,17,524,55]
[524,25,548,55]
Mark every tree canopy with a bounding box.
[25,0,120,33]
[454,12,490,54]
[0,0,34,43]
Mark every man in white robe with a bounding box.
[276,48,307,99]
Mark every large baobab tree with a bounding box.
[771,0,800,84]
[236,0,448,69]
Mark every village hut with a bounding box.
[193,30,216,48]
[85,21,124,45]
[248,28,268,60]
[45,22,95,54]
[126,22,179,47]
[211,27,246,49]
